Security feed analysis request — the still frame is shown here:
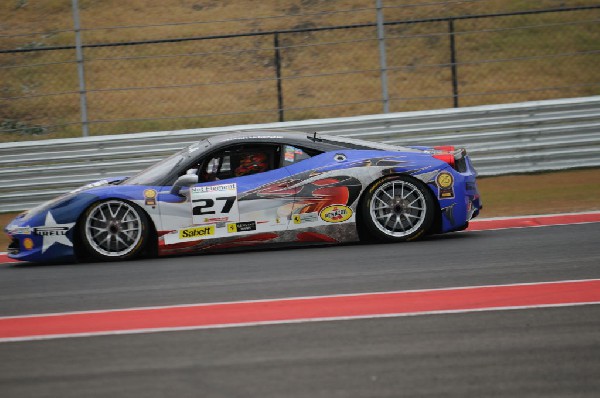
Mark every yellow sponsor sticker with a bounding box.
[293,215,302,224]
[23,238,34,250]
[179,225,215,239]
[436,172,454,188]
[319,205,353,223]
[144,189,157,206]
[436,171,455,199]
[227,223,237,233]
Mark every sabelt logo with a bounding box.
[319,205,353,223]
[179,225,215,239]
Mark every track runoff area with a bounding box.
[1,211,599,343]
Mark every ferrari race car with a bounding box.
[4,131,481,263]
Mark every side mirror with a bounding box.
[171,174,198,196]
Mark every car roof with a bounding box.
[207,130,342,152]
[207,130,423,153]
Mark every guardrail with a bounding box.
[2,96,599,213]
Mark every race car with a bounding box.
[4,131,481,263]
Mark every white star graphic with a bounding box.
[39,212,76,253]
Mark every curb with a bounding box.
[467,211,600,231]
[0,252,18,264]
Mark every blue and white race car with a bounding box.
[4,131,481,263]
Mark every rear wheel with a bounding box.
[361,175,435,242]
[80,200,149,261]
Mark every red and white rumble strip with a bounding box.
[465,211,600,231]
[0,253,16,264]
[1,211,599,342]
[1,279,599,342]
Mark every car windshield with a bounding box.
[126,140,211,186]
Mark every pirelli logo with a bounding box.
[34,227,69,236]
[179,225,215,239]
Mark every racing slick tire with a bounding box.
[78,199,150,261]
[361,175,435,242]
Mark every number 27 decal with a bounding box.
[190,183,240,224]
[192,196,236,215]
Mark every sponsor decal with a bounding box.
[302,213,318,223]
[38,212,75,253]
[203,217,229,223]
[293,213,318,224]
[436,172,455,199]
[227,221,257,233]
[144,189,157,206]
[6,225,31,235]
[191,183,239,225]
[319,205,353,223]
[192,183,236,194]
[23,238,34,250]
[284,146,296,162]
[34,226,69,236]
[179,225,215,239]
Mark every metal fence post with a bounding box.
[274,33,284,122]
[71,0,89,137]
[448,19,459,108]
[376,0,390,113]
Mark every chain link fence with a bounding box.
[1,0,599,141]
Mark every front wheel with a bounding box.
[361,175,435,242]
[79,200,149,261]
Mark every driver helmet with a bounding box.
[234,152,268,176]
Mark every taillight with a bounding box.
[432,146,468,172]
[432,145,456,169]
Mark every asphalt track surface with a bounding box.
[0,221,599,397]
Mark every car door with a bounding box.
[282,148,363,227]
[159,143,294,246]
